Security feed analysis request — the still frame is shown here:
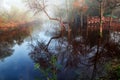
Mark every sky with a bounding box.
[1,0,65,10]
[2,0,27,10]
[0,0,69,20]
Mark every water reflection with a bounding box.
[0,26,31,60]
[29,24,120,80]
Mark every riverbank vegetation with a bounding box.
[0,6,33,31]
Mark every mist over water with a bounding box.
[0,0,120,80]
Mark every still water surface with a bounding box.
[0,24,44,80]
[0,22,120,80]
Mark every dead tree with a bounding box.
[26,0,69,47]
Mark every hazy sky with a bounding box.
[2,0,65,10]
[0,0,68,20]
[2,0,27,10]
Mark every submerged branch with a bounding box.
[46,31,62,48]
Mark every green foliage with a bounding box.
[34,55,58,80]
[34,63,40,70]
[115,66,120,77]
[50,55,57,65]
[102,59,120,80]
[105,14,118,18]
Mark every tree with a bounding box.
[26,0,76,45]
[73,0,88,27]
[106,0,120,27]
[97,0,103,38]
[83,0,120,37]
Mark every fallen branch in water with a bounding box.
[46,31,62,49]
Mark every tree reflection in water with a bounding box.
[29,27,120,80]
[0,26,31,61]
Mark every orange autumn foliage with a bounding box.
[0,18,28,31]
[73,0,85,8]
[73,0,88,12]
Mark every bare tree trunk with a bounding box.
[100,2,103,38]
[68,24,71,43]
[110,11,113,30]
